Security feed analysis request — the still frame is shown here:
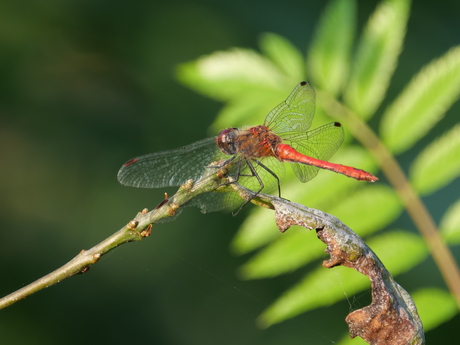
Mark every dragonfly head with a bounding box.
[216,128,239,155]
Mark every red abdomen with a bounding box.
[276,144,378,182]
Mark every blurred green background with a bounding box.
[1,0,459,344]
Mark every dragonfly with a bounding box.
[118,82,378,213]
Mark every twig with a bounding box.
[0,163,231,309]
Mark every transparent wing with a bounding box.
[283,122,344,183]
[187,188,244,213]
[190,156,286,213]
[264,82,316,135]
[117,137,225,188]
[117,138,285,213]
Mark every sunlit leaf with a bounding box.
[328,185,402,237]
[258,265,368,327]
[412,288,458,331]
[176,48,287,100]
[368,230,428,275]
[258,231,425,326]
[260,33,305,82]
[308,0,356,96]
[210,87,289,132]
[344,0,410,119]
[238,229,324,279]
[381,46,460,154]
[440,198,460,245]
[410,124,460,195]
[230,207,281,255]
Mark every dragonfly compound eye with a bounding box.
[216,128,239,155]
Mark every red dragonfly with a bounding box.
[118,82,378,212]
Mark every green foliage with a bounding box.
[177,48,284,101]
[369,230,428,275]
[260,33,305,82]
[440,198,460,245]
[176,45,302,132]
[381,47,460,154]
[308,0,355,96]
[230,206,280,255]
[328,185,401,237]
[258,266,368,327]
[410,124,460,195]
[412,288,458,331]
[237,229,322,280]
[343,0,410,119]
[176,0,459,336]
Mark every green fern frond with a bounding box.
[308,0,356,96]
[260,33,305,81]
[440,198,460,245]
[344,0,410,119]
[410,123,460,195]
[230,207,280,255]
[238,229,322,279]
[176,48,286,100]
[329,185,401,237]
[411,288,458,331]
[381,46,460,154]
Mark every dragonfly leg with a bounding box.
[217,156,243,188]
[208,155,236,169]
[246,158,265,195]
[232,158,266,216]
[217,156,258,185]
[211,157,279,215]
[208,155,246,190]
[253,159,281,198]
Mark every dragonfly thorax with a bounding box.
[216,125,281,158]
